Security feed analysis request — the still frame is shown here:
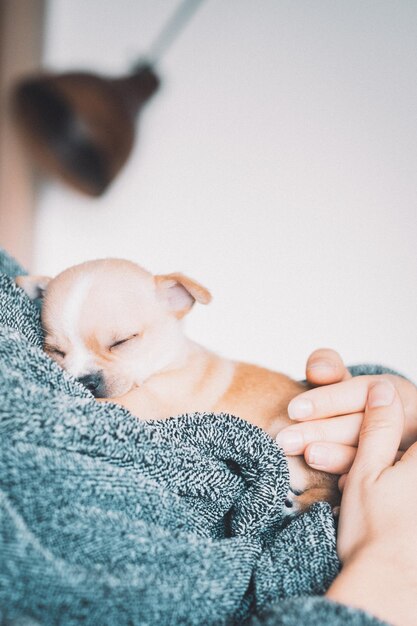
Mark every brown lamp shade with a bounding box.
[11,63,160,196]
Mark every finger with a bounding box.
[338,473,347,491]
[349,380,404,482]
[288,375,389,421]
[338,450,404,491]
[306,348,352,386]
[305,442,357,474]
[276,412,363,455]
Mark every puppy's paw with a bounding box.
[283,488,303,517]
[283,484,341,517]
[332,505,341,518]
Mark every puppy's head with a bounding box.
[16,259,211,397]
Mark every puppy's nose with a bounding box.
[77,372,104,397]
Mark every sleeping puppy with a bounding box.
[16,259,339,514]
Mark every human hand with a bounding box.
[326,380,417,625]
[276,348,417,475]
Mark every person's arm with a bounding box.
[248,380,417,625]
[326,379,417,625]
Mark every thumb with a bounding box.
[349,380,404,482]
[306,348,352,385]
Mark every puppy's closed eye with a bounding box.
[45,346,66,358]
[110,334,139,350]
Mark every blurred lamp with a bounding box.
[12,64,159,196]
[11,0,205,197]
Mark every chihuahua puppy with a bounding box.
[17,259,339,513]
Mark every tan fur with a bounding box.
[16,259,340,514]
[215,362,306,437]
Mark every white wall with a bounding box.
[35,0,417,380]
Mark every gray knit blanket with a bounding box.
[1,248,384,626]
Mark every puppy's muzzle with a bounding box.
[77,372,106,397]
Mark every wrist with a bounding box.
[327,546,417,626]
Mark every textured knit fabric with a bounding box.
[0,247,388,626]
[246,597,387,625]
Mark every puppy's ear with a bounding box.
[15,275,51,300]
[155,273,212,318]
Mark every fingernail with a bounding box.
[276,430,303,453]
[368,380,395,408]
[308,360,335,371]
[307,444,329,468]
[288,397,313,420]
